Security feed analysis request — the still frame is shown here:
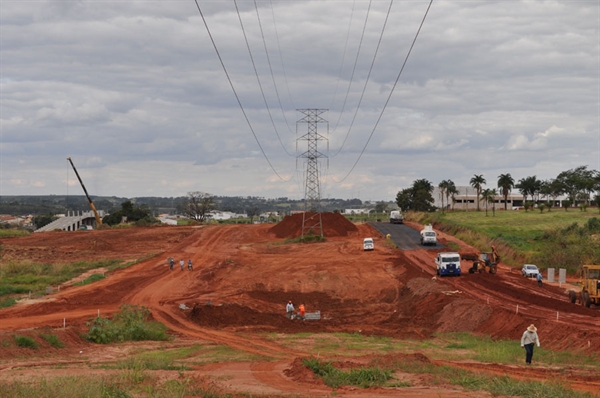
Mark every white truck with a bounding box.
[420,224,437,246]
[389,210,403,224]
[435,252,461,276]
[363,237,374,251]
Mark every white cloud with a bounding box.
[1,1,598,199]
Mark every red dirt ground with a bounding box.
[1,221,599,396]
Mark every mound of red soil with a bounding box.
[269,212,358,238]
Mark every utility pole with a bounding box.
[297,109,328,238]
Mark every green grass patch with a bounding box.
[74,273,105,286]
[86,304,169,344]
[0,374,228,398]
[303,357,393,388]
[41,334,64,348]
[267,332,600,369]
[0,297,17,308]
[0,229,30,238]
[0,259,121,298]
[14,335,37,349]
[117,355,188,372]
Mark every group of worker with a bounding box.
[286,300,305,320]
[168,258,193,271]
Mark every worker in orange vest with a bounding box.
[299,303,306,319]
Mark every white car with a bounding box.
[521,264,539,277]
[363,238,374,251]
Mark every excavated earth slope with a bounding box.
[1,222,599,396]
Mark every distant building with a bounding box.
[432,186,565,211]
[342,208,371,215]
[209,211,247,220]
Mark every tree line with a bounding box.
[396,165,600,213]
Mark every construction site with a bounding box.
[1,214,600,396]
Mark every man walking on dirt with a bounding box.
[286,300,294,319]
[299,303,306,320]
[169,258,174,271]
[188,259,193,271]
[180,259,184,271]
[536,272,543,287]
[521,324,540,365]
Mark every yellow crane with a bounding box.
[67,157,103,227]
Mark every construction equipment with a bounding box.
[568,265,600,308]
[67,157,103,227]
[465,246,500,274]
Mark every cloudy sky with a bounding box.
[1,0,598,201]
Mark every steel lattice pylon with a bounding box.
[296,109,328,237]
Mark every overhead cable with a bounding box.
[335,0,434,183]
[192,0,289,181]
[331,0,394,157]
[234,0,294,157]
[269,1,296,112]
[330,0,373,134]
[328,0,357,110]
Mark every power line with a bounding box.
[331,0,394,158]
[335,0,434,183]
[330,0,373,134]
[328,0,357,110]
[234,0,294,157]
[269,1,296,112]
[254,0,295,135]
[192,0,289,181]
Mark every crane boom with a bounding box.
[67,157,103,227]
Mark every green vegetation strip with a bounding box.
[0,375,229,398]
[408,211,600,271]
[86,304,169,344]
[0,259,121,298]
[305,356,595,397]
[303,358,393,388]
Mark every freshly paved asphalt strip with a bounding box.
[369,222,446,251]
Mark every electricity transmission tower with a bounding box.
[296,109,328,237]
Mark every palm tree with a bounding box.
[438,180,449,212]
[480,188,497,216]
[470,174,486,211]
[446,180,458,211]
[446,180,457,211]
[497,173,515,210]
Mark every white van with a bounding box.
[363,238,374,251]
[420,225,437,246]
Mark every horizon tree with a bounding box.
[438,180,450,212]
[396,179,435,212]
[497,173,515,210]
[446,180,457,211]
[481,188,497,217]
[470,174,486,211]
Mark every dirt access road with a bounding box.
[1,219,599,396]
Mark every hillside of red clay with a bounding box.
[1,220,599,396]
[269,212,358,238]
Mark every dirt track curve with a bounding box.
[1,221,599,396]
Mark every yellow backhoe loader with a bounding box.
[462,246,500,274]
[569,265,600,308]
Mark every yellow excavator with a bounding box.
[463,246,500,274]
[67,157,102,227]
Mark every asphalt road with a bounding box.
[369,222,445,251]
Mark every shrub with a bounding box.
[41,334,65,348]
[14,335,37,349]
[75,273,105,286]
[0,298,17,308]
[303,357,392,388]
[86,304,169,344]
